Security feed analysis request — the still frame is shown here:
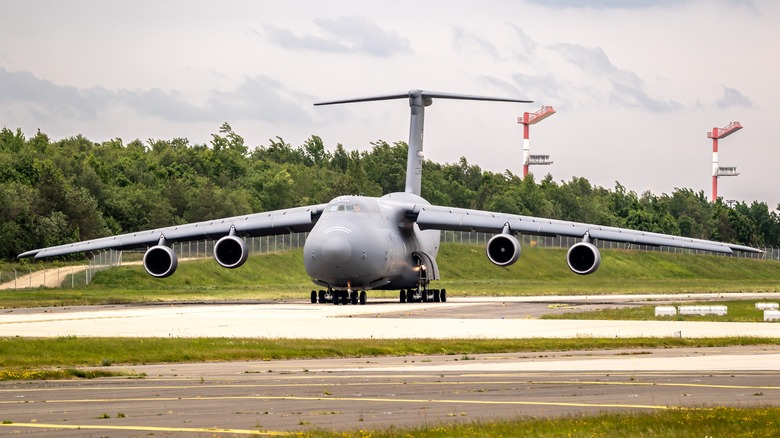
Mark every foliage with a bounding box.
[1,125,779,260]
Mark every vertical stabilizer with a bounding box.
[315,90,531,196]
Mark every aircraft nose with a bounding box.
[321,235,352,264]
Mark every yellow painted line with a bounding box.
[3,378,777,397]
[531,380,780,390]
[0,315,137,325]
[0,394,676,411]
[0,422,285,436]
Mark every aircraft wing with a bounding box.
[18,204,327,259]
[410,204,762,255]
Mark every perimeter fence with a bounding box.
[1,230,777,290]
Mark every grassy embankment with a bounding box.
[1,244,778,308]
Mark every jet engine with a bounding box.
[214,235,249,269]
[486,233,521,266]
[143,245,178,278]
[566,242,601,275]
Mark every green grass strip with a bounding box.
[542,300,780,322]
[1,337,778,375]
[291,406,780,437]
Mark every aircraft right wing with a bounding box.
[18,204,327,260]
[410,203,762,255]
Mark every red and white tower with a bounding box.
[707,121,742,202]
[518,106,555,177]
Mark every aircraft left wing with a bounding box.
[409,204,761,255]
[18,204,327,259]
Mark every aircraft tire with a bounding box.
[434,289,440,302]
[341,291,349,305]
[350,291,358,305]
[399,290,406,303]
[359,291,367,305]
[441,289,447,302]
[310,291,317,304]
[318,290,326,304]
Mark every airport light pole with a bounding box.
[707,121,742,202]
[518,106,555,178]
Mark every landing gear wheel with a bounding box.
[333,291,341,305]
[359,291,367,305]
[341,291,349,305]
[350,291,358,305]
[441,289,447,302]
[399,290,406,303]
[318,290,326,303]
[433,289,440,302]
[310,291,317,304]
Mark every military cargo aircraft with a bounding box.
[19,90,761,305]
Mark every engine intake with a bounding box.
[566,242,601,275]
[486,233,521,266]
[214,235,249,269]
[143,245,178,278]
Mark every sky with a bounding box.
[2,0,778,209]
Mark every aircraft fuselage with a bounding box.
[303,192,440,291]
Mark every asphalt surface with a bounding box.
[2,295,780,436]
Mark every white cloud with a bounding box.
[715,86,753,109]
[260,16,413,57]
[451,26,500,59]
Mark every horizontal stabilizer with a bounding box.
[314,89,532,106]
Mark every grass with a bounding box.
[0,368,133,381]
[542,300,780,322]
[1,336,778,377]
[1,244,779,308]
[292,406,780,437]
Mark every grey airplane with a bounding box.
[19,90,761,305]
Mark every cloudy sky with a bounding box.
[2,0,777,208]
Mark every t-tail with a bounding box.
[315,90,532,196]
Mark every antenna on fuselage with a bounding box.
[315,90,532,196]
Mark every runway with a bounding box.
[2,295,780,435]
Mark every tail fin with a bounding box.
[315,90,532,196]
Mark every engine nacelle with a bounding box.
[214,235,249,269]
[143,245,178,278]
[566,242,601,275]
[486,233,521,267]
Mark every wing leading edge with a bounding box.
[411,204,762,255]
[18,204,327,260]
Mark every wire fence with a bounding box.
[1,231,778,290]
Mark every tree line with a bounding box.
[1,123,778,261]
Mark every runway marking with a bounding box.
[0,422,285,436]
[0,315,137,324]
[531,380,780,391]
[0,394,677,411]
[2,377,777,397]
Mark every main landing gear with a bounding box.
[311,289,367,305]
[399,287,446,303]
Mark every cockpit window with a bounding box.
[328,204,361,213]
